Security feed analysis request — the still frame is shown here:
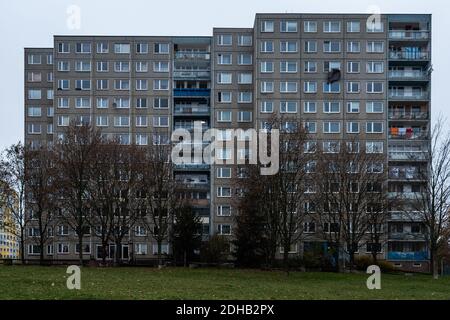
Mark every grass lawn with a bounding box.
[0,265,449,300]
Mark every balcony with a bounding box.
[389,211,423,221]
[388,171,424,181]
[174,104,210,116]
[389,51,430,61]
[388,192,423,200]
[387,251,428,261]
[388,30,430,41]
[174,163,210,171]
[174,123,209,131]
[173,88,210,97]
[388,130,428,140]
[389,232,425,241]
[388,111,428,120]
[388,91,429,100]
[175,51,210,60]
[388,70,429,81]
[388,151,428,161]
[173,70,210,79]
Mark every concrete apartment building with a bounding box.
[24,13,431,271]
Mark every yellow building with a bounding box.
[0,187,20,260]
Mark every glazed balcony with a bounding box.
[174,104,210,116]
[388,30,430,41]
[388,70,429,80]
[389,50,430,61]
[388,90,429,100]
[388,111,428,120]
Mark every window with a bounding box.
[96,61,108,72]
[304,61,317,73]
[135,79,148,91]
[153,79,169,90]
[323,122,341,133]
[367,20,384,32]
[260,101,273,113]
[304,21,317,32]
[154,97,169,109]
[347,122,360,133]
[238,73,252,84]
[304,101,316,113]
[96,42,109,53]
[304,141,317,153]
[217,53,232,65]
[367,41,384,53]
[57,243,69,254]
[304,40,317,53]
[323,141,340,153]
[261,20,274,32]
[58,97,69,108]
[261,81,274,93]
[260,41,274,53]
[304,81,317,93]
[97,79,108,90]
[346,141,360,153]
[114,116,130,127]
[217,34,232,46]
[27,123,41,134]
[217,206,231,217]
[28,89,41,99]
[57,80,70,90]
[366,82,383,93]
[135,243,148,255]
[280,20,298,32]
[136,116,148,127]
[323,61,341,72]
[280,101,297,113]
[280,81,297,93]
[76,115,91,126]
[366,141,383,153]
[366,101,384,113]
[238,54,252,65]
[280,61,297,73]
[367,61,384,73]
[27,54,41,64]
[75,97,91,108]
[136,61,148,72]
[218,91,232,103]
[217,167,231,178]
[135,98,147,109]
[347,41,361,53]
[217,72,232,84]
[347,101,360,113]
[260,61,274,73]
[324,21,341,33]
[114,43,130,54]
[136,134,148,146]
[96,115,108,127]
[217,224,231,235]
[304,222,316,233]
[153,116,169,127]
[47,107,54,117]
[323,41,341,53]
[238,92,252,103]
[347,21,360,32]
[57,61,70,71]
[47,72,53,82]
[217,187,231,197]
[323,82,340,93]
[280,41,298,53]
[153,61,169,72]
[347,81,360,93]
[323,101,340,113]
[238,111,252,122]
[238,35,252,46]
[347,61,360,73]
[76,42,91,53]
[366,122,383,133]
[75,79,91,90]
[154,43,169,54]
[217,111,232,122]
[113,98,130,109]
[114,61,130,72]
[28,107,41,117]
[114,79,130,90]
[57,115,70,127]
[58,42,70,53]
[27,72,42,82]
[136,42,148,54]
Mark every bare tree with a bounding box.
[407,117,450,278]
[53,124,102,265]
[0,143,27,263]
[24,146,57,264]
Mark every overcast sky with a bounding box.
[1,0,449,150]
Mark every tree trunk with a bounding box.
[431,249,439,279]
[158,241,162,267]
[183,250,187,267]
[371,252,378,265]
[78,235,83,266]
[20,228,25,264]
[283,243,290,275]
[115,240,122,266]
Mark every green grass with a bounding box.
[0,265,449,300]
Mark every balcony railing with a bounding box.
[389,232,425,241]
[387,251,428,261]
[175,51,210,60]
[388,30,430,40]
[173,88,210,97]
[388,172,424,180]
[388,111,428,120]
[174,163,210,170]
[389,51,430,60]
[389,211,423,221]
[388,192,424,199]
[388,70,429,80]
[388,131,428,140]
[388,91,429,100]
[173,70,210,78]
[174,104,210,116]
[388,151,429,161]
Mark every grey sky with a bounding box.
[1,0,448,149]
